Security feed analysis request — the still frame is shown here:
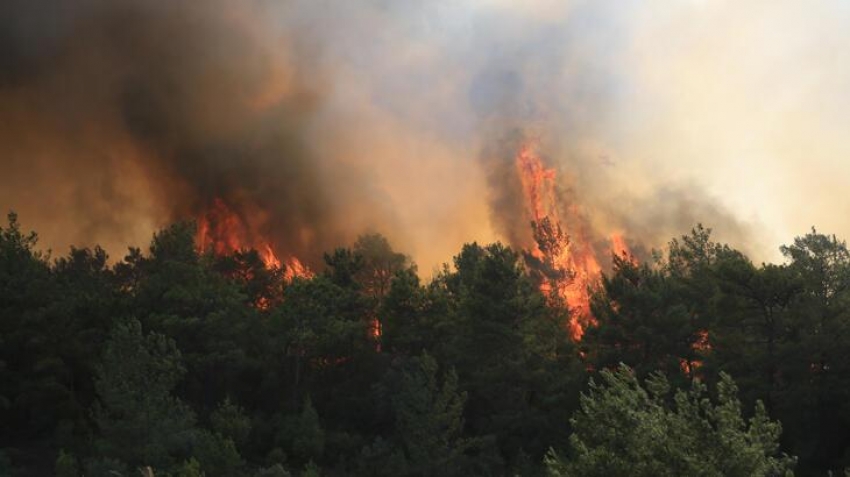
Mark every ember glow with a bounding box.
[679,330,711,377]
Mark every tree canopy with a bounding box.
[5,214,850,475]
[545,364,795,477]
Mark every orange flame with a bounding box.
[515,144,601,339]
[680,330,710,377]
[197,198,249,258]
[610,232,636,265]
[283,256,313,280]
[515,143,635,340]
[196,198,312,279]
[516,145,557,228]
[261,243,282,269]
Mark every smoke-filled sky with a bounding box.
[2,0,849,270]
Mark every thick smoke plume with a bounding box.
[8,1,846,270]
[0,0,405,266]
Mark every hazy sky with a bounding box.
[287,0,850,264]
[621,0,850,260]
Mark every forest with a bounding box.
[2,211,849,476]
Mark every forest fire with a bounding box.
[196,198,312,279]
[515,143,631,340]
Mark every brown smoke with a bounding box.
[0,0,771,272]
[0,0,401,266]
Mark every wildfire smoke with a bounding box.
[0,0,760,285]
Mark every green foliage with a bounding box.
[323,248,365,291]
[0,450,10,477]
[584,225,744,380]
[55,449,79,477]
[775,230,850,472]
[93,318,196,471]
[0,211,43,263]
[173,457,204,477]
[275,399,325,465]
[254,463,292,477]
[353,233,409,299]
[212,249,285,308]
[83,457,131,477]
[191,430,244,476]
[275,276,370,364]
[380,268,429,353]
[264,448,288,468]
[11,214,850,476]
[353,233,411,349]
[125,221,269,432]
[301,460,321,477]
[389,352,474,476]
[432,242,581,468]
[584,255,695,378]
[708,259,800,407]
[0,212,63,439]
[358,437,408,477]
[210,398,251,449]
[545,364,795,477]
[581,226,850,475]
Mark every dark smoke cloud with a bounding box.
[0,0,398,265]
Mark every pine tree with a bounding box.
[545,364,795,477]
[392,352,473,476]
[93,318,196,471]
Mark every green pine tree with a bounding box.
[93,318,196,471]
[545,364,796,477]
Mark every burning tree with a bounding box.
[513,142,629,340]
[196,197,312,281]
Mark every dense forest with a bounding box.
[3,212,850,476]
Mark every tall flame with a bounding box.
[515,142,632,340]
